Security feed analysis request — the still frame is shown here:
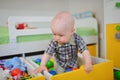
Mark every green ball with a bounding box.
[36,62,41,65]
[46,60,53,68]
[49,67,54,71]
[116,26,120,31]
[114,71,120,79]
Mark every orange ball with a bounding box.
[72,68,78,71]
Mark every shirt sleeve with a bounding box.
[76,35,87,53]
[45,40,57,56]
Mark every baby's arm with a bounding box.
[33,53,51,74]
[82,50,93,73]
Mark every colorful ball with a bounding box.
[35,58,41,63]
[114,70,120,79]
[49,70,57,75]
[72,67,78,70]
[36,62,41,65]
[116,26,120,31]
[49,67,54,71]
[46,60,53,68]
[11,68,22,76]
[23,72,28,77]
[65,68,72,72]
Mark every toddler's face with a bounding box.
[51,12,75,44]
[51,25,72,44]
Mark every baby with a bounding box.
[33,11,93,74]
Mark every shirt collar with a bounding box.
[58,34,75,47]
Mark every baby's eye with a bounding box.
[53,34,56,36]
[59,34,63,37]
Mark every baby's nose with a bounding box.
[56,36,60,41]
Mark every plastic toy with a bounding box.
[116,25,120,31]
[20,75,35,80]
[65,68,72,72]
[16,23,28,29]
[11,68,22,76]
[35,58,41,65]
[114,70,120,79]
[72,67,78,70]
[35,58,41,63]
[65,68,78,72]
[49,67,54,71]
[0,68,10,80]
[23,72,28,77]
[46,60,54,68]
[36,62,41,65]
[49,70,57,75]
[4,57,26,71]
[0,60,5,70]
[116,2,120,8]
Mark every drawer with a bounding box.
[26,54,114,80]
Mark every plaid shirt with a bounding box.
[45,33,87,69]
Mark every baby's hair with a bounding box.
[51,11,75,31]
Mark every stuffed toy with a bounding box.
[4,57,26,72]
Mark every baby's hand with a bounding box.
[32,65,47,74]
[84,63,93,73]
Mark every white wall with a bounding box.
[0,0,69,26]
[104,0,120,24]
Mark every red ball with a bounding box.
[11,68,22,76]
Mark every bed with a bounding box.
[0,16,98,57]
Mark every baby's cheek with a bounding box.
[53,36,56,40]
[62,38,68,43]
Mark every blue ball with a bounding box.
[65,68,72,72]
[35,58,41,63]
[49,70,57,75]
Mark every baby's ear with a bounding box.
[71,28,75,33]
